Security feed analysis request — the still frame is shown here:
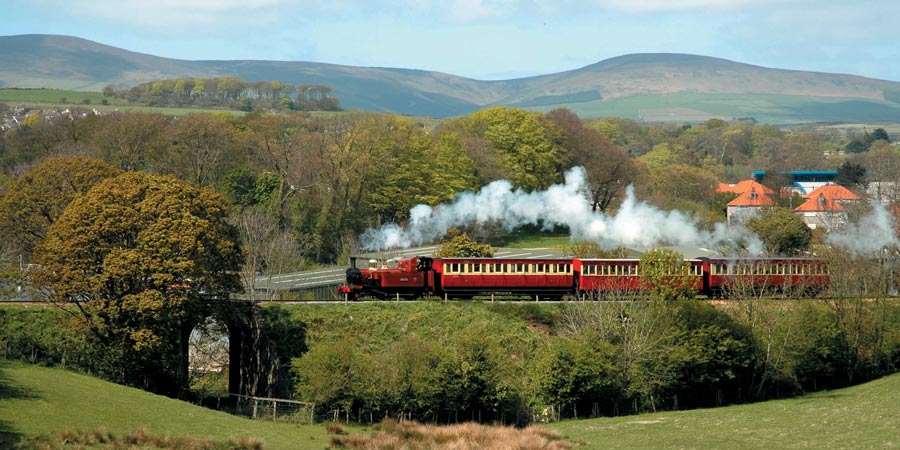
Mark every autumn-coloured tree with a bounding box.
[0,157,122,260]
[33,171,243,394]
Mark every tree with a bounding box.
[545,108,636,213]
[462,107,561,190]
[834,161,867,188]
[166,113,237,187]
[0,157,122,260]
[33,171,244,395]
[88,112,168,171]
[871,128,890,144]
[746,207,812,256]
[433,229,495,258]
[640,248,695,301]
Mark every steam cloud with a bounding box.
[827,203,900,256]
[360,166,763,254]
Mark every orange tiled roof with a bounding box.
[794,194,845,212]
[725,179,775,195]
[803,184,859,201]
[727,188,776,207]
[715,182,735,193]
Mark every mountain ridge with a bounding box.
[2,34,899,121]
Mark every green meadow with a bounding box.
[2,360,898,449]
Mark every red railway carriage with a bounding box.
[701,257,829,295]
[432,257,574,299]
[574,258,704,297]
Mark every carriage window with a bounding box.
[525,264,531,273]
[536,264,545,273]
[450,263,459,273]
[516,263,524,273]
[473,263,481,273]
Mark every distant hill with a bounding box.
[2,34,900,123]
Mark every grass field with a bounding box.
[526,92,900,125]
[0,361,333,449]
[2,360,898,449]
[548,372,900,449]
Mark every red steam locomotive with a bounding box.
[338,255,829,300]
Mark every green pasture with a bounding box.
[1,360,898,449]
[527,92,900,125]
[549,371,900,449]
[0,361,334,450]
[0,88,121,106]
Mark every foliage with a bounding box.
[456,106,562,190]
[0,157,122,260]
[565,241,629,258]
[433,229,495,258]
[834,160,867,188]
[32,171,244,395]
[746,207,812,256]
[114,77,340,111]
[639,248,695,301]
[0,306,89,368]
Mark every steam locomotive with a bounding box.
[338,255,829,300]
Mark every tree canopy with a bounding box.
[33,171,244,394]
[0,156,122,259]
[746,207,813,256]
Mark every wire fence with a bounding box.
[229,394,315,424]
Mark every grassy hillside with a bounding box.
[0,361,330,449]
[1,360,898,449]
[524,92,900,125]
[3,34,900,122]
[548,372,900,449]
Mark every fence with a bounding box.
[230,394,314,423]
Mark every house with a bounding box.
[726,187,776,225]
[793,184,859,230]
[716,179,775,196]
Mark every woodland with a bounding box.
[0,103,899,426]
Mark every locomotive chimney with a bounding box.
[349,256,357,268]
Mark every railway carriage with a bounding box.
[432,257,573,299]
[574,258,704,297]
[701,257,829,296]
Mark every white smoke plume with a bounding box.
[827,203,900,256]
[360,166,763,254]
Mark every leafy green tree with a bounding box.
[834,161,867,188]
[746,207,812,256]
[536,337,619,418]
[293,337,370,415]
[421,131,478,206]
[640,248,695,301]
[33,171,243,395]
[463,107,561,190]
[433,230,495,258]
[0,157,122,259]
[871,128,890,143]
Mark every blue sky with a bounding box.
[5,0,899,81]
